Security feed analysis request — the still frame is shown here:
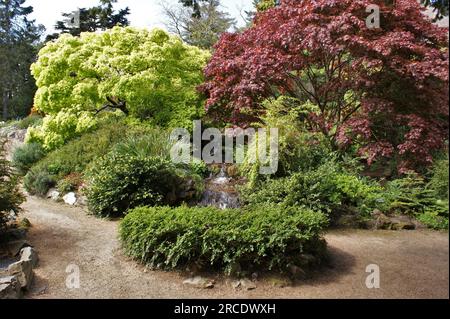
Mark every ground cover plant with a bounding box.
[120,204,328,275]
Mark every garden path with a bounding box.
[21,195,449,299]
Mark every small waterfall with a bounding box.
[198,165,241,209]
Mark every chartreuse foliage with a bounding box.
[120,205,328,274]
[29,26,210,150]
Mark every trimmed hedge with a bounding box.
[120,205,328,274]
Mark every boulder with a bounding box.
[389,216,415,230]
[46,189,60,201]
[63,192,77,206]
[182,276,215,289]
[0,276,22,299]
[20,247,38,268]
[76,195,88,207]
[8,259,34,290]
[266,276,292,288]
[232,279,257,291]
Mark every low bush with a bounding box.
[120,204,328,275]
[57,173,83,193]
[0,139,25,233]
[85,153,187,217]
[16,115,43,130]
[12,143,46,174]
[23,120,134,195]
[23,168,56,197]
[428,154,449,200]
[384,174,448,216]
[417,210,449,230]
[240,160,383,220]
[28,120,131,178]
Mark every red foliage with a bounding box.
[200,0,449,171]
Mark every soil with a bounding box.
[21,195,449,299]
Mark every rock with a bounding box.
[240,279,257,290]
[182,276,215,289]
[373,212,392,230]
[233,279,256,291]
[389,216,415,230]
[63,192,77,206]
[76,195,88,207]
[7,259,34,290]
[267,276,292,288]
[20,247,38,268]
[371,213,416,230]
[0,276,22,299]
[46,189,60,201]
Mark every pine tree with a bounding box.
[0,0,44,120]
[46,0,130,41]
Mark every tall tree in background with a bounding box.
[178,0,205,18]
[0,0,44,120]
[46,0,130,41]
[163,0,235,49]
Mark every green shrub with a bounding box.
[384,174,446,215]
[12,143,46,174]
[57,173,83,193]
[120,204,328,275]
[85,153,185,217]
[239,96,332,186]
[0,139,25,233]
[428,155,449,200]
[23,168,56,196]
[417,210,449,230]
[112,130,172,160]
[241,160,383,219]
[383,173,449,228]
[16,115,43,130]
[27,120,130,179]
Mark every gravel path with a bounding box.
[20,195,448,299]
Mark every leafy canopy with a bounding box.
[201,0,449,172]
[29,27,210,150]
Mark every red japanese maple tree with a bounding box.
[200,0,449,172]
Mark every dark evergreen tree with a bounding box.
[46,0,130,41]
[0,0,44,120]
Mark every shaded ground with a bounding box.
[20,195,449,299]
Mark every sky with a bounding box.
[25,0,254,35]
